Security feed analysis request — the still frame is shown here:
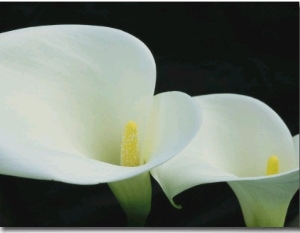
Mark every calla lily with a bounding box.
[0,25,201,226]
[151,94,299,227]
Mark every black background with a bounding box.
[0,2,298,227]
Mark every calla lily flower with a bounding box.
[151,94,299,227]
[0,25,201,226]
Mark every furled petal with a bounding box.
[0,91,200,184]
[151,94,299,210]
[228,171,299,227]
[0,25,155,166]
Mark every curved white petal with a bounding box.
[0,91,200,184]
[151,94,298,207]
[142,91,201,168]
[0,25,155,166]
[193,94,296,176]
[0,141,142,184]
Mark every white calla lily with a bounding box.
[0,25,201,226]
[151,94,299,227]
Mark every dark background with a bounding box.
[0,2,298,227]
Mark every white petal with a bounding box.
[194,94,296,176]
[0,91,200,184]
[0,25,155,166]
[143,91,201,168]
[0,141,142,184]
[228,170,299,227]
[151,94,298,206]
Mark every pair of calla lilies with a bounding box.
[0,25,298,227]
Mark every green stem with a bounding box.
[127,214,147,227]
[108,172,152,227]
[228,179,297,227]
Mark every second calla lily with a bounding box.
[0,25,201,226]
[151,94,299,227]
